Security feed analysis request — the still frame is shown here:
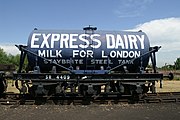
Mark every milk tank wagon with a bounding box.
[9,26,172,99]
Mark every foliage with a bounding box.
[175,58,180,70]
[0,48,9,64]
[0,47,26,70]
[159,58,180,70]
[160,64,175,70]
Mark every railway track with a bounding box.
[141,92,180,103]
[1,92,180,106]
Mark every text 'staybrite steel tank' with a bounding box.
[27,29,150,72]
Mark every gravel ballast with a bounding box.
[0,103,180,120]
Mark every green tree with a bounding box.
[0,48,9,64]
[175,58,180,70]
[0,47,28,70]
[8,54,20,66]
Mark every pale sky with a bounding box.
[0,0,180,67]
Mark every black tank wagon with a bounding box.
[26,28,149,73]
[1,26,173,100]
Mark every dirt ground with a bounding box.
[156,80,180,92]
[0,103,180,120]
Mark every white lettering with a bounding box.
[56,50,62,57]
[50,50,56,57]
[123,35,129,49]
[60,34,69,48]
[101,50,108,58]
[90,34,101,48]
[40,34,51,48]
[38,50,45,57]
[72,50,93,58]
[115,35,125,49]
[136,35,145,49]
[79,34,89,48]
[110,51,116,58]
[86,50,93,58]
[123,51,128,58]
[79,50,86,58]
[51,34,60,48]
[128,35,138,49]
[106,34,115,49]
[38,50,62,58]
[73,50,79,57]
[109,50,141,58]
[69,34,78,48]
[31,33,41,48]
